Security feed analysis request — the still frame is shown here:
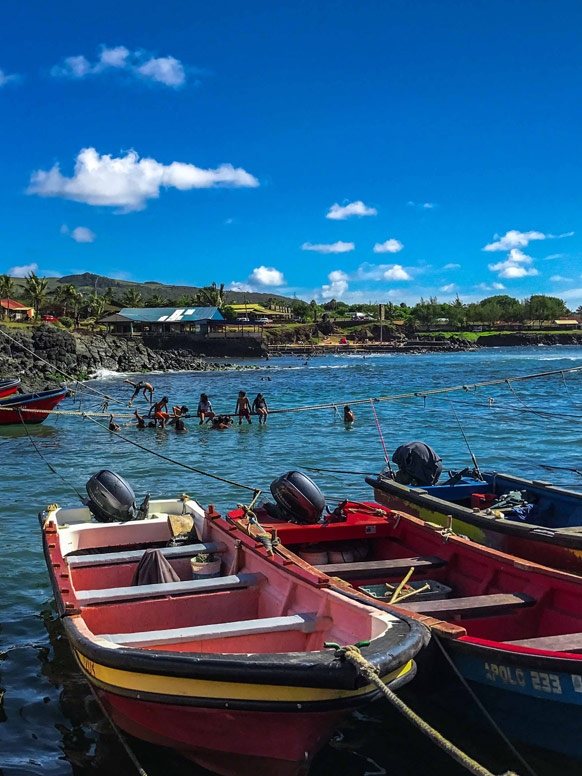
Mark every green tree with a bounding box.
[122,288,144,308]
[85,293,105,320]
[524,295,568,327]
[23,272,48,319]
[145,294,169,307]
[0,274,15,319]
[195,282,226,311]
[291,299,310,321]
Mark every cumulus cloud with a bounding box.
[51,45,191,87]
[443,263,461,270]
[483,229,574,252]
[373,239,403,254]
[0,68,20,87]
[249,266,285,286]
[326,201,377,220]
[488,248,539,279]
[8,263,38,277]
[383,264,411,281]
[301,241,355,254]
[28,147,259,212]
[440,283,456,292]
[71,226,96,243]
[321,270,349,299]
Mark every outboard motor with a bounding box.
[269,471,325,524]
[391,441,443,486]
[84,470,138,523]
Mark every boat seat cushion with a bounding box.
[315,556,446,581]
[102,613,331,647]
[506,631,582,653]
[66,541,225,568]
[404,592,535,619]
[76,572,264,606]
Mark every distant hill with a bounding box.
[11,272,296,306]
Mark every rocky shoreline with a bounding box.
[2,325,582,394]
[0,325,238,393]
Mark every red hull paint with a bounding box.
[0,382,19,399]
[100,685,345,776]
[0,390,66,425]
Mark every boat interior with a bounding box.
[49,501,397,657]
[260,505,582,654]
[404,471,582,529]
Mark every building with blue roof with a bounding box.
[100,307,224,336]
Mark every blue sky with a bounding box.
[2,0,582,306]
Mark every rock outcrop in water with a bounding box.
[0,325,233,392]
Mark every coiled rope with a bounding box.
[328,643,519,776]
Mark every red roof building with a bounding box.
[0,298,34,320]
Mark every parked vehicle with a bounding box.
[41,314,59,322]
[256,317,272,324]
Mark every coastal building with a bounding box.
[99,307,224,336]
[229,303,291,321]
[0,297,34,321]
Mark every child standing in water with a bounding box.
[252,393,269,424]
[234,391,252,424]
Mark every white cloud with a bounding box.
[383,264,411,281]
[0,68,20,87]
[8,262,38,278]
[407,201,436,209]
[321,270,349,299]
[28,147,259,212]
[373,239,403,254]
[483,229,574,252]
[492,282,505,290]
[488,247,539,279]
[443,263,460,270]
[71,226,96,243]
[475,282,506,292]
[550,275,571,282]
[440,283,456,292]
[326,201,377,220]
[301,241,355,254]
[249,266,285,286]
[51,45,190,88]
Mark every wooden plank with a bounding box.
[76,572,263,606]
[315,555,446,581]
[404,592,535,619]
[506,632,582,653]
[67,541,226,569]
[103,612,331,647]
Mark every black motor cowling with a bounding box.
[269,471,325,524]
[84,470,137,523]
[391,441,443,486]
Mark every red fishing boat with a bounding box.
[0,386,66,425]
[0,378,20,399]
[228,471,582,760]
[39,471,428,776]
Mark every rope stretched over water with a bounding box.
[267,364,582,414]
[329,644,519,776]
[82,412,262,496]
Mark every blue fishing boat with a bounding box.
[366,441,582,574]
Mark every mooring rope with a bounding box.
[82,412,261,496]
[370,398,391,467]
[327,644,519,776]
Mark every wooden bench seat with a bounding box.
[66,541,226,569]
[404,592,535,619]
[76,572,263,606]
[315,556,446,581]
[101,612,330,647]
[506,631,582,653]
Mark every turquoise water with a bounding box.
[3,346,582,776]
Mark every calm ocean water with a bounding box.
[3,346,582,776]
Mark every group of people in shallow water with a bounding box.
[108,383,270,433]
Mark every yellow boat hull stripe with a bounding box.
[77,652,414,703]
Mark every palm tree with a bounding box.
[54,283,78,317]
[194,282,226,311]
[122,288,143,308]
[85,292,105,320]
[145,294,169,308]
[23,272,48,320]
[0,274,15,319]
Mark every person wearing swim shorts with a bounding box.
[234,390,252,424]
[125,379,154,406]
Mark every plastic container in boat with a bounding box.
[190,558,222,579]
[360,579,452,602]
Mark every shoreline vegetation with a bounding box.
[2,323,582,393]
